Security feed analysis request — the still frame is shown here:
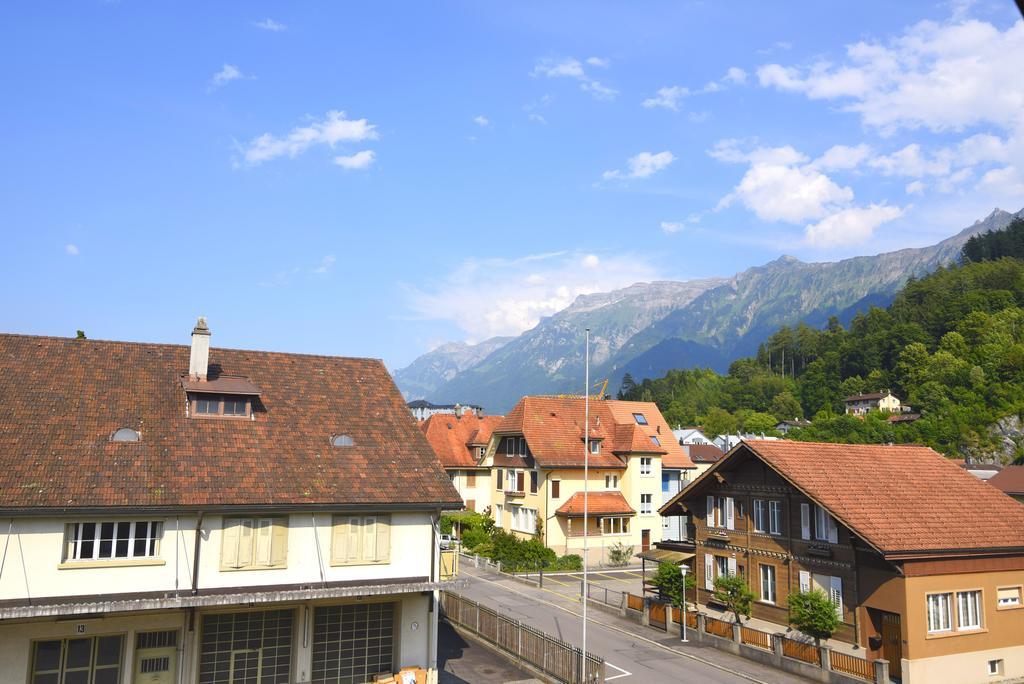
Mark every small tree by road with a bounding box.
[650,561,697,607]
[788,589,840,645]
[713,574,754,624]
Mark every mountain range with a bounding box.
[395,207,1024,413]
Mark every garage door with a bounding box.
[199,609,293,684]
[312,603,396,684]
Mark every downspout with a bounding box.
[429,509,440,676]
[189,512,204,635]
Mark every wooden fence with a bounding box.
[704,615,734,638]
[782,637,820,665]
[626,594,644,612]
[441,591,605,684]
[649,601,667,629]
[830,649,876,680]
[739,625,772,651]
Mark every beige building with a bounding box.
[0,322,462,684]
[481,397,696,565]
[419,411,503,513]
[844,390,903,415]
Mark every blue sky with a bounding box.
[2,1,1022,368]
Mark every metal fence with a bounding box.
[441,591,605,684]
[587,582,623,608]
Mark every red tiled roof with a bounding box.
[180,375,262,395]
[988,466,1024,495]
[0,334,462,511]
[556,491,635,517]
[685,443,724,463]
[495,397,694,470]
[419,413,503,469]
[742,441,1024,555]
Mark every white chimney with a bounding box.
[189,316,211,381]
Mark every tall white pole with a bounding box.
[582,327,590,681]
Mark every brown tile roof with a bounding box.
[988,466,1024,495]
[844,391,894,402]
[555,491,635,517]
[419,413,503,469]
[685,443,724,463]
[495,397,694,470]
[0,334,462,511]
[736,441,1024,555]
[181,375,262,395]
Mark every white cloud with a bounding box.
[528,113,548,125]
[313,255,336,274]
[805,204,904,247]
[65,244,79,256]
[811,144,872,171]
[473,115,490,127]
[868,144,951,177]
[333,150,375,170]
[240,110,378,166]
[661,222,684,234]
[689,110,711,123]
[755,16,1024,134]
[586,57,610,68]
[979,166,1024,195]
[253,18,287,31]
[722,158,853,223]
[603,151,676,181]
[642,86,690,111]
[531,57,617,100]
[906,180,926,195]
[405,251,662,338]
[210,64,244,88]
[724,67,748,84]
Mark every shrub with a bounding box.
[607,542,634,567]
[788,590,840,645]
[460,527,488,550]
[650,561,696,607]
[713,574,755,623]
[552,554,583,571]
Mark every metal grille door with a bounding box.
[312,603,396,684]
[199,610,293,684]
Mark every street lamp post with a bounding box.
[680,564,689,643]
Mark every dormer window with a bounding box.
[590,441,600,455]
[650,435,661,447]
[331,434,355,447]
[191,394,251,418]
[110,428,141,442]
[181,374,260,420]
[633,413,648,425]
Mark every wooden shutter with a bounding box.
[270,519,288,567]
[830,576,843,618]
[799,570,811,593]
[725,497,735,530]
[827,514,838,544]
[375,515,391,562]
[221,518,240,569]
[800,503,811,540]
[496,469,503,490]
[64,523,77,561]
[706,496,716,528]
[254,519,274,565]
[331,517,348,564]
[551,480,560,498]
[704,553,714,590]
[467,471,476,487]
[727,557,737,577]
[517,471,525,492]
[362,516,377,560]
[346,516,361,562]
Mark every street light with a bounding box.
[680,564,689,643]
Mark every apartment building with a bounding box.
[0,321,462,684]
[482,396,696,565]
[661,440,1024,683]
[419,412,502,513]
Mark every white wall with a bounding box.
[0,511,434,602]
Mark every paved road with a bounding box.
[438,619,540,684]
[455,564,812,684]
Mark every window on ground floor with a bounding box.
[759,564,776,604]
[31,635,125,684]
[599,517,629,535]
[927,592,953,633]
[998,586,1022,608]
[313,603,396,684]
[957,590,983,630]
[511,507,538,533]
[200,609,293,684]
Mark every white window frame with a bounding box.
[640,494,652,515]
[605,474,619,489]
[997,586,1022,608]
[640,458,652,476]
[927,592,953,633]
[760,564,776,604]
[65,521,162,562]
[591,440,600,454]
[957,590,982,630]
[753,500,766,533]
[600,517,629,535]
[768,500,782,535]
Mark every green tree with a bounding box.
[770,391,803,422]
[650,561,696,607]
[741,411,780,436]
[75,330,86,339]
[702,407,738,438]
[713,574,754,624]
[788,590,840,645]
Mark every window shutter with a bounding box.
[727,557,737,577]
[375,515,391,562]
[270,519,288,566]
[346,516,361,562]
[827,514,838,543]
[64,523,76,561]
[704,553,714,590]
[221,518,240,568]
[799,570,811,593]
[331,517,348,564]
[706,496,715,528]
[254,519,274,565]
[830,576,843,618]
[725,497,735,530]
[800,503,810,540]
[362,516,377,560]
[517,471,525,492]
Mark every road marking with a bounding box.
[542,575,573,586]
[462,568,771,684]
[595,572,624,582]
[605,663,631,680]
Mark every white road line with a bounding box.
[605,662,632,680]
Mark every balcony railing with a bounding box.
[504,488,525,497]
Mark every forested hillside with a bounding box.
[621,219,1024,461]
